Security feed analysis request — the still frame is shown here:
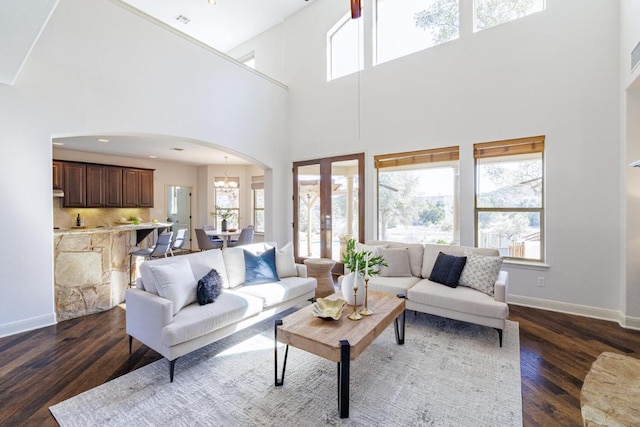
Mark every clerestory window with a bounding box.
[376,0,460,65]
[475,0,545,33]
[327,13,363,81]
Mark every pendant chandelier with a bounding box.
[214,156,238,191]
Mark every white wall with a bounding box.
[227,25,287,85]
[621,0,640,90]
[236,0,628,321]
[0,0,290,337]
[621,0,640,324]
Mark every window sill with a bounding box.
[503,259,550,270]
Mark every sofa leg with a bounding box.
[128,335,133,354]
[494,328,503,347]
[169,358,178,382]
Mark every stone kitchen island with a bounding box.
[53,222,172,321]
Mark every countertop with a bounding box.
[54,222,173,235]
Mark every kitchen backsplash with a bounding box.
[53,203,152,229]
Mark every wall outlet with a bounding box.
[537,277,545,287]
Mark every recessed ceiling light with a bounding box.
[97,138,109,143]
[170,147,185,151]
[148,155,157,159]
[52,141,64,146]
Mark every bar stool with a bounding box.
[129,231,173,286]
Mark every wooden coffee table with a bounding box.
[274,291,406,418]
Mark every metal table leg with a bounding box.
[274,319,289,386]
[337,340,350,418]
[395,294,406,345]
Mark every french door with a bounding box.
[293,153,364,263]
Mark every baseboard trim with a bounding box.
[0,313,57,338]
[509,295,640,331]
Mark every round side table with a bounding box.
[303,258,337,299]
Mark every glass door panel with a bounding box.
[331,160,360,261]
[293,154,364,263]
[297,164,321,258]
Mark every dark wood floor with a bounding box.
[1,304,639,426]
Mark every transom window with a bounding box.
[375,146,460,244]
[327,13,363,81]
[376,0,459,65]
[373,0,545,65]
[475,0,545,33]
[475,136,545,261]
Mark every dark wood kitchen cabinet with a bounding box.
[123,168,154,208]
[86,165,106,207]
[63,162,86,207]
[85,165,123,207]
[138,169,154,207]
[56,160,152,208]
[52,161,63,190]
[105,166,123,207]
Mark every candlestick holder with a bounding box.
[359,276,373,316]
[348,285,362,320]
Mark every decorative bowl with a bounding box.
[312,298,347,320]
[228,228,237,232]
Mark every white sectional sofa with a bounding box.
[355,241,509,346]
[126,242,316,381]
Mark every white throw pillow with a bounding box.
[222,247,246,288]
[356,242,388,257]
[458,252,502,297]
[275,242,297,278]
[379,248,412,277]
[148,258,197,315]
[185,249,230,289]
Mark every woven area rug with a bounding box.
[50,311,522,426]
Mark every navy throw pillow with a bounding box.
[429,252,467,288]
[244,247,280,285]
[197,269,223,305]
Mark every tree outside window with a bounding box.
[475,136,545,261]
[376,147,459,245]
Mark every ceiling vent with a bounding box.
[175,15,191,25]
[170,147,185,151]
[633,40,640,71]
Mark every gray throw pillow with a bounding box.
[197,269,223,305]
[379,248,412,277]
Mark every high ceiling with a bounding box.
[121,0,315,53]
[3,0,316,165]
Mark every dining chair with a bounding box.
[227,227,254,247]
[129,231,174,286]
[170,228,188,256]
[203,224,222,243]
[195,228,222,251]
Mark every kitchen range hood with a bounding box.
[53,189,64,198]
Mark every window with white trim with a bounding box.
[252,176,265,233]
[327,13,363,81]
[475,0,545,33]
[375,146,460,244]
[475,136,545,261]
[214,178,240,230]
[376,0,459,65]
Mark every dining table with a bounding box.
[204,229,241,248]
